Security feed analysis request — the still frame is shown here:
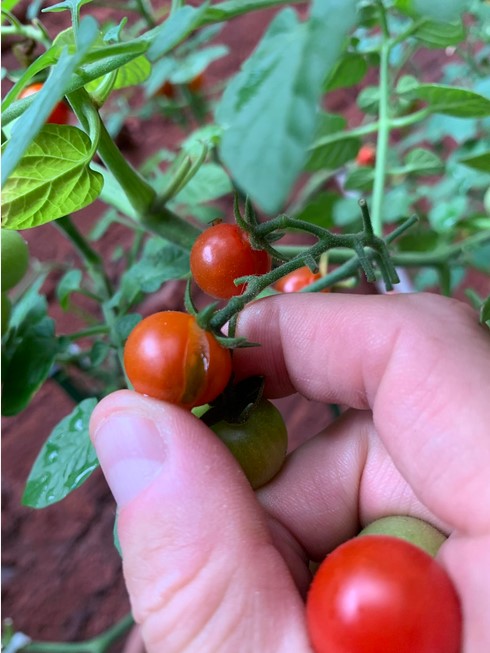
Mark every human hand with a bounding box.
[89,292,490,653]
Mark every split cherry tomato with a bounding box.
[190,223,271,299]
[211,398,288,489]
[19,83,70,124]
[306,534,462,653]
[356,144,376,167]
[274,266,329,293]
[123,311,232,409]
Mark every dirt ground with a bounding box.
[2,4,489,652]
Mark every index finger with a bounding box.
[234,292,490,535]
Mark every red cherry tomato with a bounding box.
[157,80,176,99]
[274,266,329,293]
[19,83,70,124]
[123,311,232,408]
[356,144,376,167]
[190,223,271,299]
[188,72,205,93]
[306,534,462,653]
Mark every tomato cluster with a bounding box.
[190,223,271,299]
[19,83,70,125]
[306,524,462,653]
[123,311,232,409]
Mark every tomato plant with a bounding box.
[123,311,232,409]
[19,83,70,124]
[306,534,462,653]
[1,230,29,291]
[1,0,489,649]
[210,398,287,489]
[274,266,330,293]
[190,223,271,299]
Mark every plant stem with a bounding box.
[24,613,134,653]
[65,325,110,341]
[370,2,391,236]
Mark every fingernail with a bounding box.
[93,412,167,507]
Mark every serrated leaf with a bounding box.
[1,315,61,416]
[216,0,357,214]
[22,398,99,508]
[459,151,490,173]
[2,125,104,229]
[146,3,211,61]
[324,52,368,91]
[57,269,83,310]
[399,83,490,118]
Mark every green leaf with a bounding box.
[344,167,374,191]
[324,52,367,91]
[390,148,444,175]
[306,112,360,171]
[296,192,337,227]
[174,163,232,204]
[22,398,99,508]
[57,269,83,310]
[480,295,490,327]
[89,340,110,366]
[201,0,305,23]
[1,15,99,184]
[2,125,104,229]
[114,313,142,341]
[412,19,466,48]
[458,151,490,173]
[217,0,357,214]
[2,314,61,416]
[357,85,380,114]
[399,83,490,118]
[428,196,468,233]
[146,3,211,61]
[170,46,229,84]
[332,196,362,226]
[394,0,470,24]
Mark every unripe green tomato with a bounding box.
[211,398,288,489]
[1,292,12,334]
[359,515,446,556]
[1,230,29,291]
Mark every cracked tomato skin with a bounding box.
[306,534,461,653]
[19,83,70,124]
[123,311,232,409]
[274,266,329,293]
[190,223,271,299]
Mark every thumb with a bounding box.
[89,390,310,653]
